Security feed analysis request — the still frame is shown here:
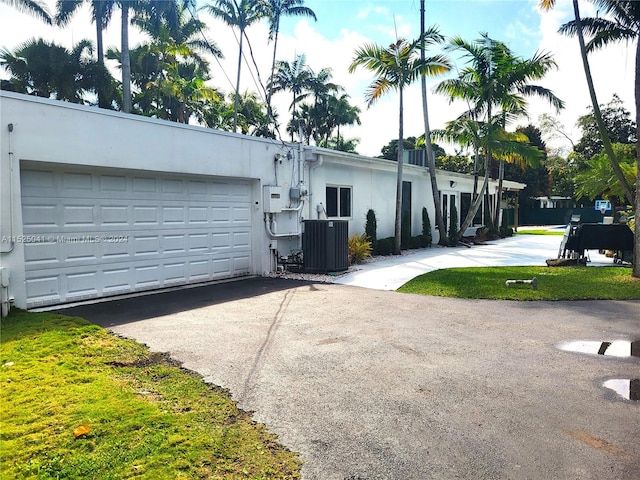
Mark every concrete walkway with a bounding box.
[336,232,614,290]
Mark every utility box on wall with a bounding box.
[303,220,349,273]
[263,185,284,213]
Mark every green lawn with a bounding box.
[515,229,565,235]
[0,310,301,479]
[398,266,640,300]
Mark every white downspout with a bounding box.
[305,152,323,221]
[1,123,16,254]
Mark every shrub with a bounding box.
[408,235,429,249]
[348,233,372,264]
[374,236,395,256]
[422,207,432,247]
[365,209,377,246]
[500,226,514,237]
[448,204,458,245]
[401,212,411,249]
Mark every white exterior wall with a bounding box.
[0,92,522,312]
[0,92,302,310]
[302,147,505,243]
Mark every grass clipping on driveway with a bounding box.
[0,310,301,479]
[398,266,640,300]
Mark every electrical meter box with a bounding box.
[263,185,284,213]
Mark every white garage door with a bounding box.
[21,164,253,308]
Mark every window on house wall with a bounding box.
[326,185,352,218]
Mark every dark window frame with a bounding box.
[326,185,352,218]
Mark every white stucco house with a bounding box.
[0,92,523,314]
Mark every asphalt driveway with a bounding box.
[61,277,640,480]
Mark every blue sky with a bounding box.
[0,0,635,157]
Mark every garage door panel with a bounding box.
[64,241,98,261]
[63,172,93,191]
[102,241,130,259]
[67,272,98,297]
[100,174,127,192]
[22,169,55,190]
[165,262,187,283]
[25,275,60,305]
[162,179,184,194]
[21,165,254,307]
[63,205,96,227]
[103,268,132,294]
[101,205,129,225]
[133,206,159,225]
[23,241,58,265]
[188,206,208,223]
[162,206,185,224]
[133,176,158,193]
[162,234,187,254]
[22,204,58,227]
[233,255,251,271]
[233,206,251,223]
[212,257,231,275]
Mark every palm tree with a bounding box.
[548,0,639,277]
[0,38,106,103]
[268,53,313,141]
[304,67,340,144]
[1,0,52,23]
[419,4,450,245]
[55,0,114,66]
[259,0,316,116]
[114,5,220,122]
[575,143,637,203]
[55,0,140,111]
[349,35,450,254]
[120,0,134,113]
[432,116,486,237]
[328,93,361,148]
[540,0,635,205]
[436,34,563,229]
[204,0,263,132]
[432,114,544,242]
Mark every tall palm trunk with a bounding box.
[456,145,485,242]
[572,0,634,202]
[634,34,640,277]
[420,0,448,245]
[394,85,404,255]
[121,2,131,113]
[493,157,505,228]
[95,2,106,107]
[94,1,104,63]
[266,21,280,117]
[232,32,244,132]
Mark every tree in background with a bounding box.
[574,95,637,162]
[575,143,637,207]
[55,0,117,108]
[435,34,559,239]
[204,0,263,132]
[350,34,450,254]
[505,125,550,208]
[379,137,445,161]
[0,38,111,104]
[1,0,51,23]
[260,0,316,118]
[540,0,635,215]
[269,53,313,141]
[436,154,474,174]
